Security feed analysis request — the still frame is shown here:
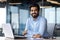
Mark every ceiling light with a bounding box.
[49,1,60,4]
[47,0,60,5]
[9,3,22,5]
[0,0,7,2]
[40,6,52,8]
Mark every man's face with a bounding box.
[30,7,39,18]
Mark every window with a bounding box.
[45,7,55,23]
[57,7,60,24]
[0,7,6,28]
[7,5,29,35]
[19,9,29,35]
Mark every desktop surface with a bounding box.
[0,37,59,40]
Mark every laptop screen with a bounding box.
[2,23,14,38]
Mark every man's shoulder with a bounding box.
[27,17,31,21]
[40,16,47,21]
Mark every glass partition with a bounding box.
[57,7,60,24]
[19,9,29,35]
[7,4,29,35]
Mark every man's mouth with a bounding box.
[32,13,36,14]
[32,13,36,15]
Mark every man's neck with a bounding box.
[33,17,38,21]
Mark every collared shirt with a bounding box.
[25,16,47,37]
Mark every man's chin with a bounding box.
[31,14,39,18]
[32,16,37,18]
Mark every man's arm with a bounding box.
[32,18,47,38]
[22,30,27,36]
[32,34,41,38]
[38,18,47,36]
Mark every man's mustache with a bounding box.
[32,13,36,14]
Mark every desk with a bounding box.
[0,37,59,40]
[5,38,51,40]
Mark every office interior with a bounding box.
[0,0,60,38]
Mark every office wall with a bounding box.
[0,7,6,28]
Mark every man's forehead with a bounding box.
[31,7,38,8]
[31,7,38,9]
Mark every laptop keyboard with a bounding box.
[14,35,27,39]
[0,32,4,37]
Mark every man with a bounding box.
[23,3,47,38]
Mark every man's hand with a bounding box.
[22,30,27,36]
[32,34,41,38]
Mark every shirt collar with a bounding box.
[30,16,40,21]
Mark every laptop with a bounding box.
[2,23,27,39]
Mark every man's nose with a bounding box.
[32,11,35,13]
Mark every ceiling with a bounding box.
[8,0,44,3]
[0,0,60,7]
[7,0,60,7]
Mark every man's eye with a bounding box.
[31,10,33,11]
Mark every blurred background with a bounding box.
[0,0,60,37]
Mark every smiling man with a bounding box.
[23,3,47,38]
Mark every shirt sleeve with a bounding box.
[37,18,47,36]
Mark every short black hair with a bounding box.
[29,3,40,11]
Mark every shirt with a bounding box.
[25,16,47,37]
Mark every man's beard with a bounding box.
[31,13,39,18]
